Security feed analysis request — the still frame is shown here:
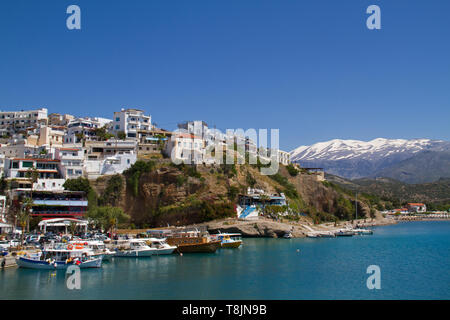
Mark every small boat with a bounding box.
[283,232,293,239]
[112,239,156,257]
[16,244,102,270]
[211,232,243,248]
[142,238,177,255]
[353,228,373,235]
[318,231,335,238]
[335,230,354,237]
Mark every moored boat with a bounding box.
[211,232,243,248]
[16,244,102,269]
[142,238,177,255]
[112,239,156,257]
[165,230,221,253]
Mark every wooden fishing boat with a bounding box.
[166,230,221,253]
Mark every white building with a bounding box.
[64,117,112,144]
[178,121,208,139]
[84,139,137,160]
[0,154,5,178]
[84,153,136,180]
[55,147,84,179]
[164,132,205,164]
[0,108,48,135]
[4,157,65,192]
[112,108,152,139]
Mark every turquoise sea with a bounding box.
[1,221,449,299]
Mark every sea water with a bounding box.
[1,221,449,299]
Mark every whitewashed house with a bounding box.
[112,108,152,140]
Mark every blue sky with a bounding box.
[0,0,449,151]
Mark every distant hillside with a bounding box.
[290,138,450,183]
[326,173,450,206]
[371,151,450,184]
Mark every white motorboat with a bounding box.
[112,239,156,257]
[142,238,177,255]
[353,228,373,235]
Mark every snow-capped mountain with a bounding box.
[290,138,450,182]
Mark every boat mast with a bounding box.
[355,192,358,220]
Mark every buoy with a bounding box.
[296,249,300,253]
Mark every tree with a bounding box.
[69,221,78,239]
[63,177,91,194]
[87,206,130,234]
[117,131,126,140]
[17,197,33,245]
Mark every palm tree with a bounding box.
[69,221,78,240]
[17,197,32,247]
[258,194,271,217]
[25,167,39,232]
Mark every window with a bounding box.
[116,117,120,121]
[22,161,33,168]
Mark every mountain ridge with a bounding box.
[290,138,450,183]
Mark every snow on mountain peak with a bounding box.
[290,138,442,162]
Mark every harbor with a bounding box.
[1,221,449,300]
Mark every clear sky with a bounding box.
[0,0,449,151]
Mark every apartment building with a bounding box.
[55,147,84,179]
[48,113,74,126]
[64,117,112,143]
[4,157,65,191]
[0,108,48,135]
[112,108,152,139]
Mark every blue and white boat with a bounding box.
[16,244,102,269]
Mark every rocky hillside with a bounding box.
[88,160,376,228]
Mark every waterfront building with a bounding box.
[28,191,88,219]
[4,157,65,191]
[0,108,48,136]
[112,108,152,139]
[236,188,288,220]
[407,203,427,213]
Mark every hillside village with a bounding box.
[0,107,327,232]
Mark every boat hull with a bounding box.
[175,240,221,253]
[221,240,242,248]
[114,249,155,257]
[153,247,176,255]
[16,257,102,269]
